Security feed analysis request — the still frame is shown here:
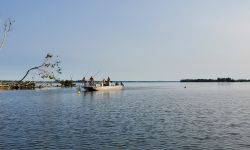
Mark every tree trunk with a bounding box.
[19,66,41,82]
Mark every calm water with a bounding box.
[1,82,250,149]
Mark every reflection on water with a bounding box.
[82,89,124,100]
[1,82,250,149]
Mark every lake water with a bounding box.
[1,82,250,149]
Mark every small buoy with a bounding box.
[77,91,81,94]
[184,86,187,88]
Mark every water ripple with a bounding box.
[1,83,250,149]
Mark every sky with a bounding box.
[0,0,250,81]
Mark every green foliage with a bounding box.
[39,53,62,80]
[60,80,75,87]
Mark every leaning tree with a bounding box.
[19,53,62,82]
[0,18,14,49]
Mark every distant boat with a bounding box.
[81,76,124,91]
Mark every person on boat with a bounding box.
[82,77,87,86]
[102,79,106,86]
[107,77,110,86]
[89,76,94,86]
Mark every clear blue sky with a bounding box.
[1,0,250,81]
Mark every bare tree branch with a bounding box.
[0,18,14,49]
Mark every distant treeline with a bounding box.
[180,78,250,82]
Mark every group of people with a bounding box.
[102,77,111,86]
[82,76,95,86]
[82,76,124,87]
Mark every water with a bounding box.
[1,82,250,149]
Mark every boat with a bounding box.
[83,84,123,91]
[81,76,124,91]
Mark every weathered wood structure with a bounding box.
[0,81,35,90]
